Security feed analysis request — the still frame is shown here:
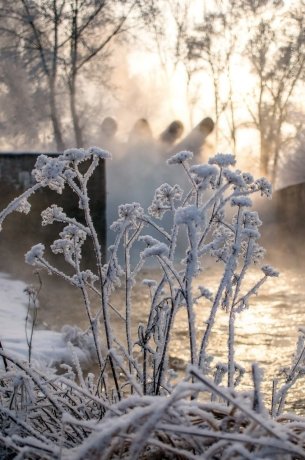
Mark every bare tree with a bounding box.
[0,0,156,149]
[186,7,238,147]
[241,0,305,180]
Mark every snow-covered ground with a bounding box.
[0,272,94,369]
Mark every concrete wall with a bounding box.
[0,152,106,267]
[274,182,305,234]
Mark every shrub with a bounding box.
[0,148,305,459]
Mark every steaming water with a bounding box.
[28,262,305,414]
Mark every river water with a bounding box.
[18,258,303,414]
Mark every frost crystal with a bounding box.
[25,243,45,265]
[62,148,87,162]
[231,196,252,207]
[87,146,112,159]
[72,270,98,286]
[255,177,272,198]
[242,172,254,184]
[242,228,260,239]
[190,164,218,179]
[32,155,66,193]
[41,205,66,226]
[140,235,169,258]
[252,243,266,263]
[111,202,144,231]
[139,235,161,247]
[154,183,182,205]
[142,242,169,258]
[167,150,193,164]
[261,265,279,277]
[148,199,168,219]
[223,169,245,187]
[16,198,31,214]
[244,211,262,228]
[208,153,236,167]
[175,205,201,225]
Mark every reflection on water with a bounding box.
[170,268,305,412]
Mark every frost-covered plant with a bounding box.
[1,147,305,459]
[24,273,41,365]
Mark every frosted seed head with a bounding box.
[139,235,160,247]
[244,211,262,227]
[255,177,272,198]
[32,156,66,193]
[231,196,252,207]
[242,227,261,239]
[155,183,183,204]
[41,205,66,226]
[175,205,201,225]
[141,243,169,258]
[223,169,246,188]
[208,153,236,167]
[16,198,31,215]
[63,148,87,162]
[87,146,112,159]
[167,150,193,164]
[261,265,279,277]
[148,199,168,219]
[190,164,218,179]
[242,172,254,184]
[25,244,45,265]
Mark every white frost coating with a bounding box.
[87,146,112,159]
[223,169,245,187]
[242,172,254,184]
[175,205,201,225]
[208,153,236,167]
[139,235,161,246]
[142,279,157,288]
[154,183,183,204]
[118,202,143,220]
[244,211,262,228]
[25,244,45,265]
[141,242,169,258]
[15,198,31,214]
[167,150,193,164]
[231,196,252,207]
[242,227,261,239]
[41,205,66,225]
[190,164,218,178]
[111,202,144,231]
[32,156,66,193]
[255,177,272,197]
[62,148,87,162]
[261,265,280,277]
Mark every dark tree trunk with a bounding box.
[69,77,84,148]
[49,81,65,151]
[260,139,270,177]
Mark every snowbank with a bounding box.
[0,272,94,369]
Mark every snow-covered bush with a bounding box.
[1,148,305,458]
